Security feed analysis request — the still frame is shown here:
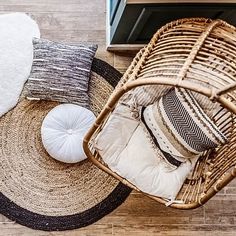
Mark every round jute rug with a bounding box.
[0,58,132,231]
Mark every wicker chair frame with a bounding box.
[83,18,236,209]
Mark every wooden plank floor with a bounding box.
[0,0,236,235]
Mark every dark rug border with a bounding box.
[91,58,122,87]
[0,183,131,231]
[0,58,132,231]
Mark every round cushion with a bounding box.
[41,104,96,163]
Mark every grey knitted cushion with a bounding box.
[25,38,97,107]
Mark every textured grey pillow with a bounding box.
[25,38,97,107]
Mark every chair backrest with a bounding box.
[118,18,236,206]
[84,18,236,209]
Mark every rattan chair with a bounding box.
[83,18,236,209]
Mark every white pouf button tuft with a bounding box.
[41,104,96,163]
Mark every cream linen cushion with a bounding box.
[95,88,227,200]
[95,102,196,200]
[95,103,139,165]
[102,124,196,200]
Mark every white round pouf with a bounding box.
[41,104,96,163]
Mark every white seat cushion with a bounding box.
[41,104,95,163]
[95,103,196,200]
[94,87,227,200]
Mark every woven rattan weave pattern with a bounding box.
[84,18,236,209]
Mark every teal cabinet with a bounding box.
[108,1,236,47]
[110,0,121,25]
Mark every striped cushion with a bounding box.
[142,88,227,167]
[25,38,97,108]
[125,83,222,120]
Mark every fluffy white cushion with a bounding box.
[0,13,40,117]
[41,104,95,163]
